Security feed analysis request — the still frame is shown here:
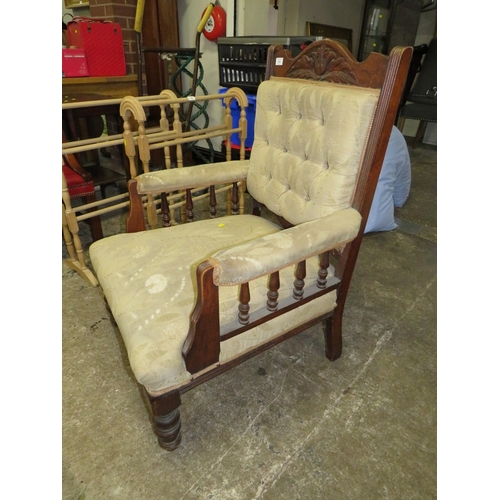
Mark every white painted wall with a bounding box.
[239,0,272,35]
[276,0,300,37]
[177,0,233,97]
[278,0,365,55]
[177,1,235,149]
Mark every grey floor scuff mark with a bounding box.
[395,216,422,235]
[252,277,436,500]
[179,368,291,500]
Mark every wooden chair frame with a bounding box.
[105,40,413,450]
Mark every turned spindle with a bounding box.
[231,182,239,215]
[186,189,194,222]
[317,252,329,289]
[267,271,280,311]
[209,185,217,218]
[293,260,306,299]
[161,193,171,227]
[238,283,250,324]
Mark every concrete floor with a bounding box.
[62,141,436,499]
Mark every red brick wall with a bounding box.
[89,0,138,76]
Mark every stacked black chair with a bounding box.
[397,38,437,148]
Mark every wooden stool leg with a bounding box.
[397,116,406,132]
[83,193,103,241]
[412,120,428,148]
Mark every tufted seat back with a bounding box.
[246,77,380,226]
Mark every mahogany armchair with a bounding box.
[89,40,412,451]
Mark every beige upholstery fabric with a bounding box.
[90,215,337,393]
[210,208,361,285]
[136,161,249,194]
[89,78,381,395]
[247,77,380,225]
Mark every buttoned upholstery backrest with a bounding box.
[246,77,380,225]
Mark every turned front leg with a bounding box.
[146,390,182,451]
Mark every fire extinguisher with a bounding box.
[200,2,226,42]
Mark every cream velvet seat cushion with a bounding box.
[90,215,339,393]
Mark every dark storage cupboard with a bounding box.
[357,0,423,61]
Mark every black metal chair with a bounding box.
[396,43,428,123]
[397,38,437,148]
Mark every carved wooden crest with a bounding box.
[285,43,359,85]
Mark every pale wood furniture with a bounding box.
[87,40,413,450]
[62,75,138,169]
[62,133,104,286]
[62,89,249,286]
[62,136,103,242]
[62,75,139,99]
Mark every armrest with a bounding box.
[136,160,250,195]
[209,208,362,285]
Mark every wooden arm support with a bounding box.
[182,261,220,374]
[126,179,147,233]
[182,253,343,376]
